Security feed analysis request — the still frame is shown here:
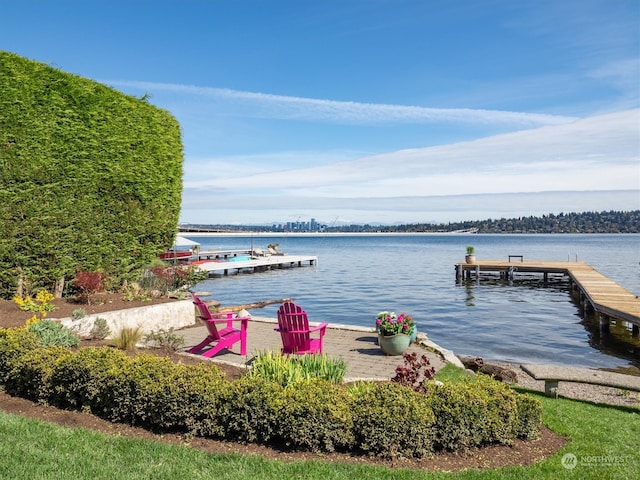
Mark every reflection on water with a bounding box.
[458,276,640,369]
[580,309,640,368]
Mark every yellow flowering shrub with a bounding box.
[13,290,57,322]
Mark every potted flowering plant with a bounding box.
[375,311,415,355]
[465,246,476,264]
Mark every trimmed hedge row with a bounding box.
[0,51,183,298]
[0,327,542,459]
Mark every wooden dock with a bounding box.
[455,258,640,334]
[191,254,318,276]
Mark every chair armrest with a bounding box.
[207,313,249,324]
[308,323,328,333]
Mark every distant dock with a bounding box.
[455,258,640,335]
[187,249,317,276]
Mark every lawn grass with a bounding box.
[1,389,637,480]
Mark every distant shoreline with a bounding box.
[178,231,478,237]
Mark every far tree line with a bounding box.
[182,210,640,234]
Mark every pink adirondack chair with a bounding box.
[187,293,249,358]
[276,302,328,354]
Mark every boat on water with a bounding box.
[158,235,201,262]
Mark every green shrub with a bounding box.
[0,327,41,383]
[49,347,130,413]
[115,355,228,436]
[274,379,355,453]
[4,346,72,402]
[71,308,86,320]
[220,375,283,444]
[88,317,111,340]
[27,320,80,347]
[472,374,519,445]
[143,328,185,352]
[349,381,435,459]
[515,392,543,440]
[427,375,529,451]
[0,52,184,299]
[248,351,347,386]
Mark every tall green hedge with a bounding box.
[0,51,184,298]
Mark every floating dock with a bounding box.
[190,253,318,276]
[455,258,640,334]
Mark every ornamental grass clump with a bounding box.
[375,311,415,336]
[113,325,143,351]
[248,350,347,385]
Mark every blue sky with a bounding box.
[2,0,639,225]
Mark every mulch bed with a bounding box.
[0,293,567,472]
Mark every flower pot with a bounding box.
[465,254,476,264]
[378,333,411,355]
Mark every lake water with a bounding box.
[189,233,640,369]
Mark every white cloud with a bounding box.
[108,80,577,126]
[183,108,640,197]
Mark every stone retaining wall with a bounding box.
[60,300,195,338]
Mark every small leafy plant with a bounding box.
[121,283,152,302]
[73,271,106,305]
[139,265,207,295]
[88,317,111,340]
[466,245,475,255]
[71,308,86,320]
[13,290,56,319]
[27,320,80,347]
[392,351,435,394]
[143,328,185,352]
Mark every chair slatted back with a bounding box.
[277,302,311,353]
[192,293,221,340]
